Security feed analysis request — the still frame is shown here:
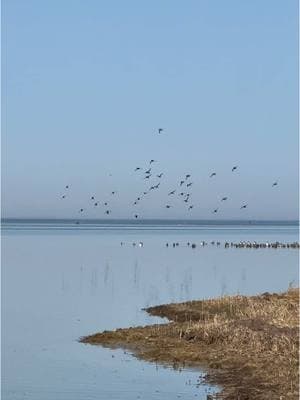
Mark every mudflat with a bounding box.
[81,289,299,399]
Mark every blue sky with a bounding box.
[2,0,299,220]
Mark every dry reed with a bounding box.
[81,288,299,399]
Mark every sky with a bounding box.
[2,0,299,220]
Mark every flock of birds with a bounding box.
[59,128,279,219]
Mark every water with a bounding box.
[2,221,299,399]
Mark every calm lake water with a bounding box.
[2,221,299,399]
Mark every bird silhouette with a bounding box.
[157,173,163,178]
[154,183,160,189]
[165,205,172,208]
[185,174,191,180]
[187,182,193,187]
[149,159,155,164]
[145,168,151,174]
[111,191,116,195]
[232,166,238,172]
[94,202,98,206]
[240,204,247,209]
[272,181,278,187]
[79,208,84,213]
[65,185,69,189]
[212,208,218,213]
[61,195,66,199]
[180,180,185,186]
[105,210,111,215]
[168,190,176,195]
[91,196,95,200]
[221,197,228,201]
[135,167,142,171]
[158,128,163,134]
[188,205,194,210]
[210,172,216,178]
[144,175,151,179]
[134,214,138,219]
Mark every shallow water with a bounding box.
[2,222,299,399]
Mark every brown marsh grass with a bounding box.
[81,288,299,399]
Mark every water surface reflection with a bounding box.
[2,224,298,399]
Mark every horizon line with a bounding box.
[1,217,299,224]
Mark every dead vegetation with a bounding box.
[81,288,299,399]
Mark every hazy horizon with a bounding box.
[2,217,299,224]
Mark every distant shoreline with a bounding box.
[2,218,299,227]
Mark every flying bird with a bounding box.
[212,208,218,213]
[272,181,278,187]
[221,197,228,201]
[65,185,69,189]
[168,190,176,195]
[240,204,247,209]
[105,210,111,215]
[158,128,163,134]
[180,180,185,186]
[94,202,98,206]
[187,182,193,187]
[145,168,151,174]
[149,160,155,164]
[165,205,172,208]
[91,196,95,200]
[111,191,116,195]
[135,167,142,171]
[134,214,138,219]
[157,173,163,178]
[232,166,238,172]
[188,205,194,210]
[185,174,191,180]
[79,208,84,213]
[210,172,216,178]
[104,202,108,206]
[144,175,151,179]
[154,183,160,189]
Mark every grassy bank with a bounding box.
[81,289,299,399]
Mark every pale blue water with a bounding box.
[2,221,299,399]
